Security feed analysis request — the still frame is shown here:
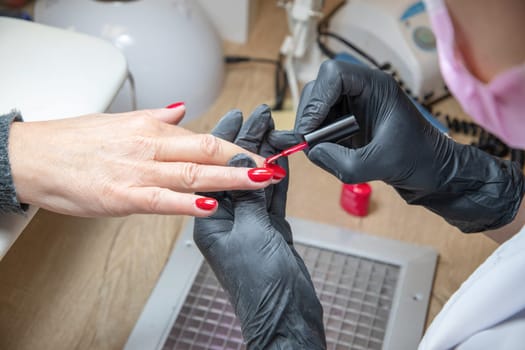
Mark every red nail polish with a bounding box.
[166,102,185,109]
[248,168,274,182]
[264,141,308,165]
[265,163,287,180]
[195,197,217,210]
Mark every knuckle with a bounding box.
[144,188,163,212]
[129,112,163,134]
[99,184,125,215]
[199,134,222,158]
[180,163,201,189]
[132,136,157,159]
[132,135,152,148]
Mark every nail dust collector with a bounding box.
[126,217,437,350]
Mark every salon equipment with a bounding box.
[34,0,224,122]
[327,1,446,104]
[279,0,325,108]
[282,0,447,108]
[125,217,437,349]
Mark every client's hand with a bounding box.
[194,105,326,349]
[8,106,272,217]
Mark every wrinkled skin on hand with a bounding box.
[8,107,269,217]
[194,105,326,349]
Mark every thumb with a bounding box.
[228,154,270,225]
[308,142,384,184]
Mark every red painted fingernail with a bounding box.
[166,101,185,109]
[265,163,287,180]
[248,168,274,182]
[195,197,217,210]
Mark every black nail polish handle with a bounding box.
[303,115,360,146]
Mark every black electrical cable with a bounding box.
[316,0,393,70]
[224,56,279,65]
[318,31,390,70]
[273,54,288,111]
[316,0,346,59]
[224,54,288,111]
[422,91,452,109]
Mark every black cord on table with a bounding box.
[224,54,288,111]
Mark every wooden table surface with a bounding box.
[0,1,498,349]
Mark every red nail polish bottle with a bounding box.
[340,183,372,217]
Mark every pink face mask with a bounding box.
[425,0,525,149]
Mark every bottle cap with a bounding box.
[340,183,372,217]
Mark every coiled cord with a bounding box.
[431,110,525,167]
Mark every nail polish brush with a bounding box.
[265,114,360,165]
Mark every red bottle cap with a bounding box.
[340,183,372,217]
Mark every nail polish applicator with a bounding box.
[265,114,360,165]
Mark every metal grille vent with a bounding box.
[163,243,400,350]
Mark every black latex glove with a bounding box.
[194,105,326,349]
[270,60,524,233]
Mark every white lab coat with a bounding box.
[418,225,525,349]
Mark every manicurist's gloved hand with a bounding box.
[194,105,326,349]
[270,60,524,233]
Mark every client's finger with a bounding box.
[119,187,218,217]
[154,134,265,167]
[139,162,275,193]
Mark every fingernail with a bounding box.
[195,197,217,210]
[265,163,287,180]
[248,168,274,182]
[166,101,185,109]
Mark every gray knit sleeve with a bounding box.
[0,111,27,214]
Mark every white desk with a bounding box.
[0,17,127,259]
